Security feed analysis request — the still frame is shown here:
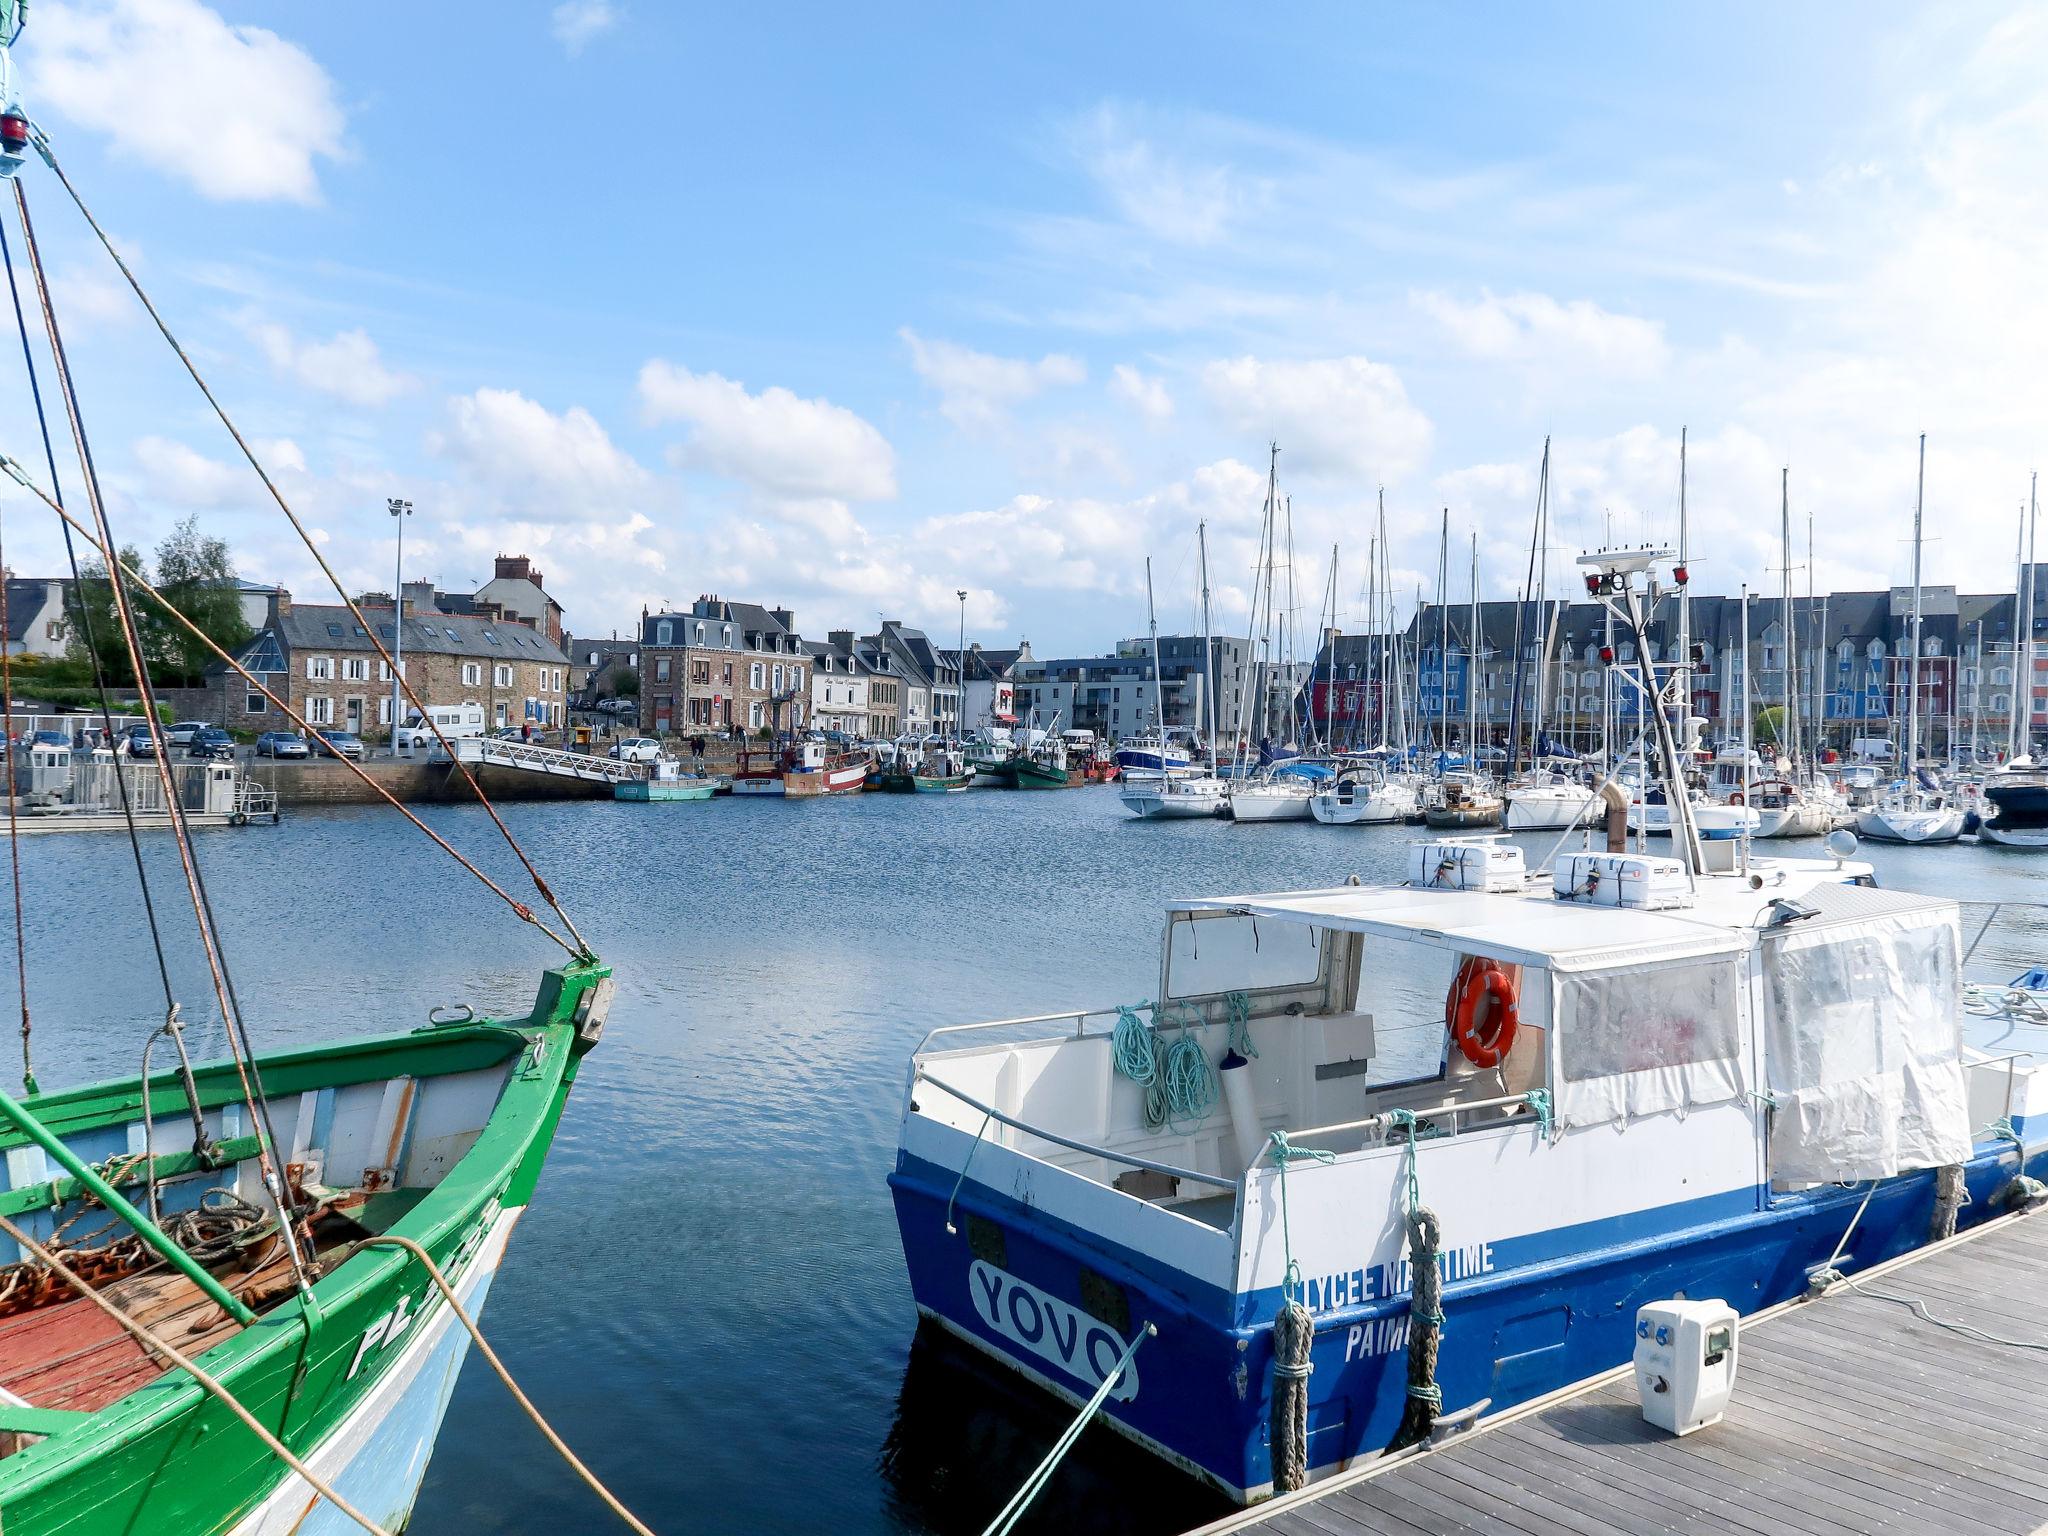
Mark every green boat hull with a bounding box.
[1007,760,1070,790]
[616,779,717,801]
[0,962,607,1534]
[912,773,973,793]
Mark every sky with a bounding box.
[3,1,2046,652]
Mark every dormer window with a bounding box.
[657,620,673,644]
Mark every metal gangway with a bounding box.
[432,736,648,785]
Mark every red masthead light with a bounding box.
[1599,646,1615,665]
[0,116,28,155]
[1672,564,1689,586]
[1583,572,1601,595]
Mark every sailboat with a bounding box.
[1420,532,1501,829]
[1122,526,1230,820]
[1980,476,2048,848]
[1857,436,1966,844]
[0,16,615,1530]
[1500,440,1598,832]
[1748,468,1847,838]
[890,546,2036,1505]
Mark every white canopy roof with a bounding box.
[1176,886,1750,971]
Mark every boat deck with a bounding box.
[1187,1208,2048,1536]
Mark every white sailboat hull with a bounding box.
[1228,784,1316,822]
[1855,805,1966,844]
[1503,787,1596,831]
[1308,786,1416,825]
[1121,777,1227,819]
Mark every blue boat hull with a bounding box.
[890,1137,2043,1502]
[1115,748,1191,774]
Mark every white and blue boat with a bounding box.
[1115,730,1196,776]
[888,550,2047,1506]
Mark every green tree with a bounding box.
[1752,704,1787,746]
[142,516,250,687]
[64,544,148,687]
[611,668,640,697]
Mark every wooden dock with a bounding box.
[1190,1210,2048,1536]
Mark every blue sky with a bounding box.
[6,1,2045,650]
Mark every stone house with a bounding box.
[808,633,870,737]
[218,591,572,739]
[472,556,566,645]
[638,596,810,736]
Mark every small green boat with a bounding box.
[874,769,918,794]
[615,777,717,801]
[1007,757,1071,790]
[912,772,973,793]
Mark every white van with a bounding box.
[1849,736,1897,764]
[394,702,487,751]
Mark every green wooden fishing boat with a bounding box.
[1007,757,1071,790]
[911,772,973,793]
[0,962,610,1534]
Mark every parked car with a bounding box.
[164,721,208,747]
[188,727,235,760]
[311,730,364,761]
[254,730,310,759]
[608,736,662,764]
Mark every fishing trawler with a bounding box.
[0,17,624,1530]
[888,549,2040,1505]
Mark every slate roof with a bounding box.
[241,603,569,667]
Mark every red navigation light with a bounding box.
[1599,646,1616,665]
[1673,564,1689,586]
[1584,573,1601,595]
[0,116,28,154]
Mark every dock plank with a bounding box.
[1189,1212,2048,1536]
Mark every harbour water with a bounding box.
[16,790,2048,1535]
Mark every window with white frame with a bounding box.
[750,662,764,689]
[494,664,512,688]
[307,656,333,681]
[245,689,267,715]
[343,657,369,682]
[306,696,334,724]
[463,662,481,686]
[378,698,391,725]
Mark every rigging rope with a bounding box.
[29,127,594,960]
[0,200,182,1033]
[0,459,579,955]
[0,536,30,1093]
[10,179,315,1297]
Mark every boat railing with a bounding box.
[1962,1046,2036,1123]
[913,1007,1125,1057]
[1274,1090,1544,1156]
[912,1066,1238,1192]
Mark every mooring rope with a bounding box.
[1265,1130,1332,1493]
[1385,1108,1445,1452]
[978,1320,1155,1536]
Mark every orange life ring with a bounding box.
[1727,791,1745,806]
[1446,957,1519,1069]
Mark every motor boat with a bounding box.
[1309,764,1419,826]
[1979,755,2048,848]
[1120,770,1228,820]
[1501,771,1597,832]
[1420,772,1501,829]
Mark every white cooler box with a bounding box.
[1409,839,1526,893]
[1552,851,1692,909]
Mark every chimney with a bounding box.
[494,554,531,582]
[268,588,292,625]
[829,629,854,651]
[770,606,794,631]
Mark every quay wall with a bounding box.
[258,761,615,806]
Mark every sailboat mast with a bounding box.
[1199,520,1218,776]
[2026,473,2040,758]
[1316,544,1338,753]
[1144,556,1165,743]
[1907,434,1927,776]
[1678,426,1690,721]
[1781,467,1798,768]
[1468,531,1480,766]
[1533,440,1551,756]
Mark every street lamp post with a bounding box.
[955,589,966,746]
[388,498,411,754]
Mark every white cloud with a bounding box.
[34,0,346,204]
[248,320,415,408]
[132,436,245,508]
[550,0,619,56]
[900,329,1086,431]
[1200,355,1432,481]
[430,388,650,519]
[1412,290,1670,379]
[637,361,896,501]
[1110,364,1174,421]
[1067,104,1268,246]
